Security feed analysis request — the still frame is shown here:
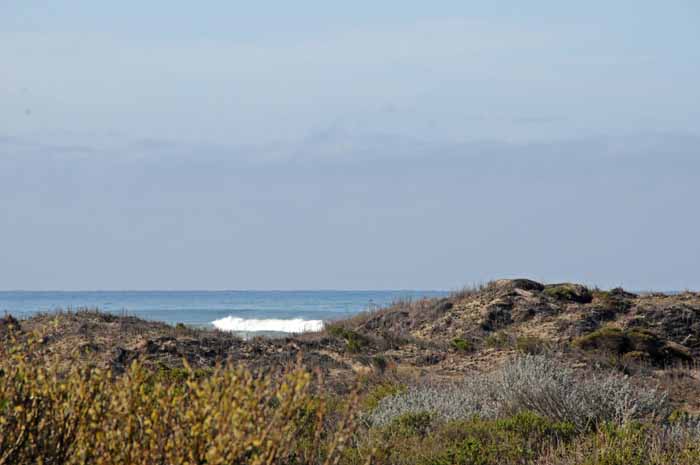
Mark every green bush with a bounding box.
[574,326,692,366]
[426,412,576,465]
[389,411,434,437]
[361,382,406,413]
[544,284,593,303]
[327,325,371,353]
[592,290,633,312]
[574,327,630,353]
[357,411,576,465]
[542,422,700,465]
[451,338,472,352]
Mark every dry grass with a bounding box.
[537,422,700,465]
[449,282,491,301]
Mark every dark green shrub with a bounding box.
[627,329,663,353]
[592,290,633,312]
[620,350,652,367]
[390,411,435,437]
[574,327,630,353]
[419,412,575,465]
[327,325,371,353]
[574,326,692,366]
[544,284,593,303]
[371,355,388,373]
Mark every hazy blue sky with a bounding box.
[1,1,699,290]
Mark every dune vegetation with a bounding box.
[2,279,700,464]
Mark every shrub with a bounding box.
[349,412,699,465]
[592,290,634,312]
[0,340,357,465]
[368,355,670,432]
[327,325,371,353]
[365,378,499,427]
[620,350,652,368]
[540,422,700,465]
[354,411,576,465]
[574,327,692,366]
[371,355,388,373]
[0,315,21,335]
[484,331,512,349]
[426,412,575,465]
[493,355,671,431]
[361,382,406,413]
[451,338,472,352]
[574,327,630,353]
[515,335,549,354]
[544,284,593,303]
[389,411,434,437]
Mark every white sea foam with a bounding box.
[212,316,324,333]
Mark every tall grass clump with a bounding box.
[0,338,356,465]
[367,355,670,432]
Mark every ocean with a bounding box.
[0,290,448,334]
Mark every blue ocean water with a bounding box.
[0,290,448,332]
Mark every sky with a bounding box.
[1,1,699,290]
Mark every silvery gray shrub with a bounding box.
[364,378,500,427]
[367,354,671,432]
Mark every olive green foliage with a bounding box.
[348,411,576,465]
[541,422,700,465]
[574,327,629,353]
[346,410,700,465]
[327,325,371,353]
[427,412,576,465]
[591,290,633,312]
[515,336,549,354]
[361,382,406,413]
[153,364,213,384]
[0,339,356,465]
[450,338,472,352]
[484,331,512,349]
[2,332,697,465]
[543,284,592,303]
[389,411,434,437]
[573,326,692,365]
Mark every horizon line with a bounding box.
[0,288,452,293]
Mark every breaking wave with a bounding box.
[212,316,324,333]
